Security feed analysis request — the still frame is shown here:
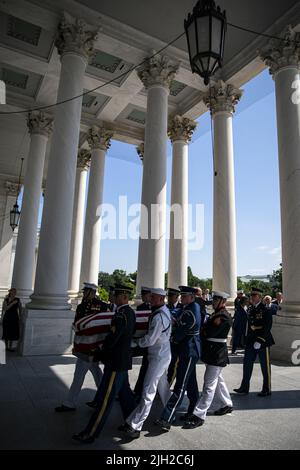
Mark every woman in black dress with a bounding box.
[2,288,22,351]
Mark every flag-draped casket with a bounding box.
[73,310,151,355]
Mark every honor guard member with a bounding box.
[74,282,109,323]
[166,287,183,386]
[121,288,172,439]
[72,284,137,444]
[194,287,208,326]
[234,287,275,397]
[231,295,248,354]
[136,286,152,311]
[133,286,152,400]
[55,282,108,412]
[184,291,233,429]
[234,290,245,311]
[156,286,201,431]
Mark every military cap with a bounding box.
[237,289,244,294]
[250,287,263,295]
[179,286,197,295]
[82,282,98,291]
[212,290,230,299]
[113,284,133,294]
[167,287,181,296]
[150,287,167,296]
[141,286,151,295]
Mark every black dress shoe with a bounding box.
[214,406,233,416]
[183,415,204,429]
[55,405,76,412]
[257,391,272,397]
[153,418,171,431]
[117,423,128,432]
[179,413,194,422]
[72,432,95,444]
[86,401,97,408]
[233,388,249,395]
[121,423,140,439]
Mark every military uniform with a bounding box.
[73,285,137,443]
[56,284,108,412]
[238,299,274,394]
[184,291,233,429]
[126,293,172,434]
[74,297,109,323]
[159,287,201,428]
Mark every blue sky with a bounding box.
[34,68,281,279]
[100,69,281,278]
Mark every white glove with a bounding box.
[131,339,138,348]
[253,341,261,350]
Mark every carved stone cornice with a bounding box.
[27,111,53,137]
[5,181,19,197]
[77,148,91,170]
[55,13,98,61]
[87,126,113,150]
[136,142,144,162]
[259,25,300,77]
[168,115,197,143]
[137,54,179,90]
[203,81,243,115]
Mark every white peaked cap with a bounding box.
[82,282,98,291]
[212,290,230,299]
[150,288,167,296]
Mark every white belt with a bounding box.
[207,338,227,343]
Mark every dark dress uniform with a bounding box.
[167,301,183,385]
[201,308,232,367]
[76,303,137,441]
[160,299,201,425]
[231,303,248,353]
[2,296,21,342]
[74,297,109,323]
[239,301,275,394]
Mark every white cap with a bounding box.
[212,290,230,299]
[82,282,98,291]
[237,289,244,294]
[150,287,167,296]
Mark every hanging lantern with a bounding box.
[184,0,227,85]
[10,157,24,232]
[10,203,21,232]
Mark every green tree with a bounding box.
[269,264,282,296]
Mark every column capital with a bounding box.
[27,111,53,137]
[55,13,98,61]
[137,54,179,90]
[168,115,197,143]
[87,126,113,150]
[136,142,144,162]
[259,25,300,77]
[77,148,91,170]
[203,80,243,115]
[5,181,19,197]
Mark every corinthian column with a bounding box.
[136,55,178,294]
[203,81,242,300]
[259,25,300,363]
[168,116,197,289]
[68,149,90,298]
[22,15,98,356]
[11,112,53,302]
[80,126,113,286]
[28,14,98,311]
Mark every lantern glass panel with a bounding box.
[187,21,198,60]
[211,16,222,55]
[196,16,210,52]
